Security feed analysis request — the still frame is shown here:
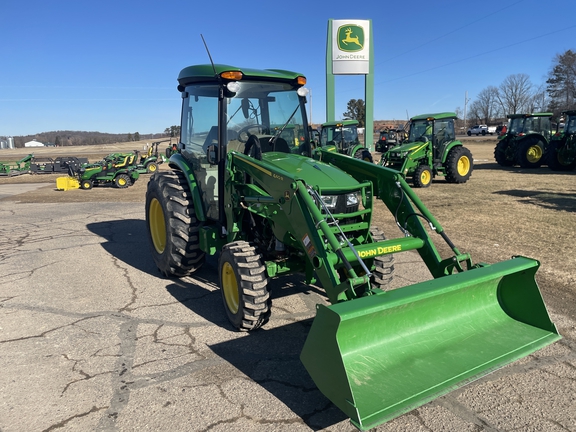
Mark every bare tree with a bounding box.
[496,73,533,115]
[469,86,499,123]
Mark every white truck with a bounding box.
[467,124,497,136]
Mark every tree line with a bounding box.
[7,127,182,148]
[464,49,576,124]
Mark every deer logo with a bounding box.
[337,25,365,52]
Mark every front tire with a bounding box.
[145,170,205,277]
[412,165,433,188]
[354,148,374,163]
[219,241,270,331]
[444,146,473,183]
[517,138,544,168]
[80,179,93,190]
[370,227,395,289]
[146,162,158,173]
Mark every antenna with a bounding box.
[201,34,217,76]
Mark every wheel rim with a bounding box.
[149,164,157,172]
[149,198,166,254]
[83,181,90,189]
[222,262,239,314]
[526,145,542,163]
[457,155,471,176]
[118,177,127,186]
[420,170,431,185]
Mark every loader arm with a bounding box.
[316,149,473,277]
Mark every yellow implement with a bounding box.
[56,176,80,191]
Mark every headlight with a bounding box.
[346,193,359,206]
[321,195,338,209]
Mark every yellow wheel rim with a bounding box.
[118,178,127,186]
[82,182,90,189]
[457,156,471,176]
[526,145,542,163]
[149,164,157,172]
[420,170,431,185]
[222,262,239,314]
[149,198,166,254]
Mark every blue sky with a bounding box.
[1,0,575,137]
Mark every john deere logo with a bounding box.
[337,25,364,52]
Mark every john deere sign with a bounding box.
[331,19,370,74]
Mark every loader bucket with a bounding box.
[300,256,560,430]
[56,176,80,191]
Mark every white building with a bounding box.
[24,139,44,147]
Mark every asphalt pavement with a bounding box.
[0,195,574,431]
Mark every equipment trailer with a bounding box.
[145,63,560,430]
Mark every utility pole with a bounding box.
[463,91,471,134]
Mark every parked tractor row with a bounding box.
[144,63,560,431]
[56,140,170,191]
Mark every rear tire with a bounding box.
[412,165,432,188]
[114,173,131,188]
[444,146,473,183]
[517,138,544,168]
[370,227,395,289]
[494,139,514,166]
[219,241,270,331]
[145,170,205,277]
[548,139,576,171]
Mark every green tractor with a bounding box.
[548,110,576,171]
[379,112,473,188]
[76,154,140,189]
[319,119,373,162]
[144,64,559,430]
[137,140,170,173]
[494,112,553,168]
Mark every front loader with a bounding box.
[145,64,560,430]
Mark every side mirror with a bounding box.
[207,145,218,165]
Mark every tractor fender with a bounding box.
[439,140,463,164]
[167,153,207,222]
[516,133,548,146]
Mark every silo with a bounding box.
[8,137,14,149]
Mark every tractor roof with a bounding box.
[321,119,359,127]
[506,112,553,119]
[177,64,305,87]
[562,110,576,116]
[410,112,457,121]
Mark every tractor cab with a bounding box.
[175,64,312,221]
[319,119,373,161]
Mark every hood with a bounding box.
[262,152,359,189]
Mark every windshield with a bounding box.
[508,118,524,134]
[407,120,432,142]
[320,124,359,148]
[565,115,576,134]
[179,80,309,220]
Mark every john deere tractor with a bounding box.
[379,112,473,188]
[548,110,576,171]
[494,112,553,168]
[319,119,373,162]
[144,64,559,430]
[56,154,140,190]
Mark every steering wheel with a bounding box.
[243,135,262,160]
[237,124,264,143]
